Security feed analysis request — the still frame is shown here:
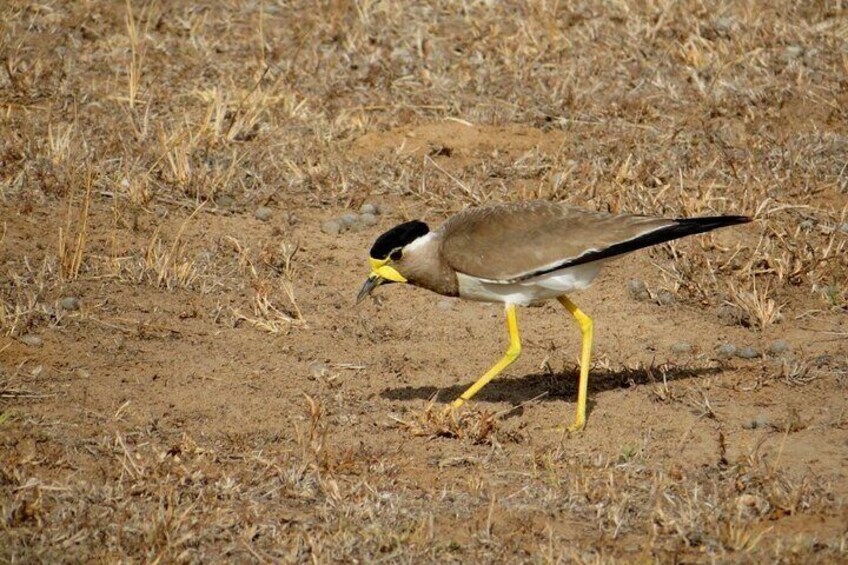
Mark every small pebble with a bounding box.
[717,305,747,327]
[60,296,81,311]
[359,203,378,215]
[768,340,791,356]
[308,360,329,379]
[713,16,735,36]
[627,278,650,301]
[321,220,343,235]
[216,195,235,209]
[436,299,456,311]
[657,290,676,306]
[736,346,761,359]
[359,212,378,227]
[254,206,272,221]
[839,223,848,234]
[716,343,737,359]
[671,342,692,354]
[784,45,804,59]
[19,335,43,347]
[799,219,814,231]
[340,212,360,227]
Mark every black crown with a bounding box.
[370,220,430,259]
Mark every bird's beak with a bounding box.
[357,259,408,305]
[356,274,384,305]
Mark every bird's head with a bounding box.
[357,220,430,304]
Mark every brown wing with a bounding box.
[439,201,674,282]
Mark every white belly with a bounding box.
[456,262,603,306]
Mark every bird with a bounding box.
[356,200,750,431]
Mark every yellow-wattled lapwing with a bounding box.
[357,200,750,431]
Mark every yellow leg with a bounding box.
[452,304,522,408]
[557,296,594,432]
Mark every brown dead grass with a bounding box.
[1,0,847,562]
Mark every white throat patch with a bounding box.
[403,231,436,254]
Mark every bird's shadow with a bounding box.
[380,363,723,407]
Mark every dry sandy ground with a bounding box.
[2,1,847,562]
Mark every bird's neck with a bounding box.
[403,233,459,297]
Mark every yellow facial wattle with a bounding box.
[368,257,407,283]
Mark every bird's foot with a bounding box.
[567,420,585,433]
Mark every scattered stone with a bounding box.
[736,346,761,360]
[784,45,804,59]
[712,16,735,37]
[768,340,791,356]
[340,212,360,227]
[308,360,330,380]
[717,304,748,327]
[671,342,692,355]
[19,335,43,347]
[321,219,343,235]
[254,206,273,221]
[60,296,81,311]
[216,195,236,209]
[799,219,814,231]
[839,223,848,234]
[359,203,378,215]
[359,212,378,227]
[627,278,650,301]
[657,290,676,306]
[437,299,456,311]
[716,343,737,359]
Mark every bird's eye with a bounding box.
[390,249,403,261]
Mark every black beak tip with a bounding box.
[356,276,380,305]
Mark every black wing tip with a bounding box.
[672,214,753,232]
[675,214,752,224]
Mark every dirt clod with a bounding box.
[254,206,273,221]
[60,296,81,311]
[736,346,761,360]
[359,212,378,227]
[768,340,791,356]
[321,219,343,235]
[716,343,737,359]
[18,335,43,347]
[656,290,676,306]
[627,278,650,301]
[360,203,378,215]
